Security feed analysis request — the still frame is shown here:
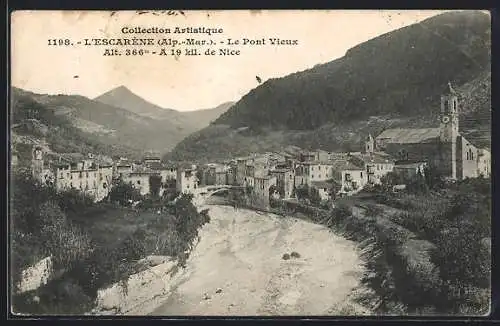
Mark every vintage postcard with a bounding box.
[9,10,491,317]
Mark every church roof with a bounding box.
[376,128,440,144]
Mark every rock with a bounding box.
[290,251,301,258]
[215,288,223,294]
[282,253,290,260]
[203,293,211,300]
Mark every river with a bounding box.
[150,205,368,316]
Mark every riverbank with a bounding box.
[151,205,371,316]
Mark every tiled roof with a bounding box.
[394,161,427,169]
[254,174,276,180]
[352,152,395,164]
[270,168,292,173]
[376,128,440,144]
[330,160,364,171]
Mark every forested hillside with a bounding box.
[167,11,491,162]
[215,11,490,130]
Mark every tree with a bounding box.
[148,175,162,198]
[328,180,341,199]
[407,170,429,194]
[309,187,322,206]
[424,165,445,190]
[108,178,141,206]
[295,184,309,202]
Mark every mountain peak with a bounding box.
[97,85,135,98]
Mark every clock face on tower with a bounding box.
[441,116,450,124]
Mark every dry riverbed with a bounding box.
[149,205,369,316]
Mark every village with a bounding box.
[25,84,491,210]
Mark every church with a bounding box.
[365,83,490,181]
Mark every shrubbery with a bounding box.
[11,171,211,314]
[372,176,491,314]
[284,173,490,315]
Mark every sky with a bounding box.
[11,10,452,111]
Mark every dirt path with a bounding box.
[151,205,368,316]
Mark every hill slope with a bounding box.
[11,87,196,160]
[94,86,233,131]
[167,11,491,162]
[11,88,140,163]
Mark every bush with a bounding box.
[290,251,301,258]
[365,203,384,217]
[107,178,142,206]
[282,253,290,260]
[12,278,94,315]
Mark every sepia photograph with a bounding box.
[9,9,491,317]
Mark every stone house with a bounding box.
[270,167,295,199]
[124,172,155,197]
[350,152,395,185]
[393,161,428,181]
[253,175,277,208]
[310,180,336,201]
[176,168,198,194]
[330,160,367,196]
[294,161,333,187]
[114,163,133,180]
[51,158,113,202]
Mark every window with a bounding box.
[360,172,363,178]
[79,172,82,178]
[466,151,469,160]
[312,175,314,179]
[137,180,141,185]
[86,172,89,178]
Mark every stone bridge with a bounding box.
[192,185,245,206]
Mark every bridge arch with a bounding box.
[194,185,245,205]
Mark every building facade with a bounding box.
[372,83,489,181]
[253,175,277,208]
[176,168,198,194]
[270,168,295,199]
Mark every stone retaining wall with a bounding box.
[17,256,53,294]
[92,258,181,315]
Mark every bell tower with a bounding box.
[365,133,375,154]
[439,82,459,180]
[440,82,459,143]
